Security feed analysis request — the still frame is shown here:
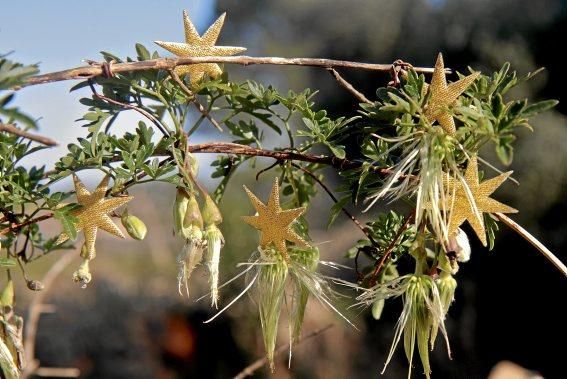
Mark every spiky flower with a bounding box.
[365,129,465,247]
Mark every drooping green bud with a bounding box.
[121,210,147,240]
[371,299,385,320]
[72,259,92,288]
[183,195,203,231]
[201,194,222,226]
[257,254,288,371]
[204,224,224,308]
[437,271,457,315]
[0,280,14,309]
[173,188,190,236]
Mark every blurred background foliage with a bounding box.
[13,0,567,377]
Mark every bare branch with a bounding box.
[233,323,334,379]
[291,163,377,245]
[327,68,371,104]
[0,123,58,146]
[22,56,448,87]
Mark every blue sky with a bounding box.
[1,1,217,181]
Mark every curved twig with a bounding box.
[495,213,567,278]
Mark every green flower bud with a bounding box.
[437,271,457,315]
[73,259,92,288]
[0,280,14,309]
[173,189,190,236]
[121,211,147,240]
[183,195,203,231]
[201,194,222,226]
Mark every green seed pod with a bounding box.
[201,194,222,226]
[72,259,92,288]
[183,195,203,231]
[121,211,148,240]
[173,188,190,235]
[0,280,14,308]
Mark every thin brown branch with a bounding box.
[369,212,415,285]
[495,213,567,278]
[188,142,381,173]
[327,68,371,104]
[168,70,223,132]
[0,213,53,236]
[22,251,78,379]
[291,163,377,246]
[22,56,448,88]
[33,367,80,378]
[87,80,170,136]
[233,323,334,379]
[0,123,58,146]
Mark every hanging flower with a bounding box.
[202,193,224,309]
[355,274,451,379]
[177,225,204,298]
[204,223,224,308]
[205,246,354,371]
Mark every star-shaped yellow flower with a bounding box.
[447,156,517,246]
[155,11,246,87]
[56,175,133,256]
[242,178,310,257]
[424,53,480,135]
